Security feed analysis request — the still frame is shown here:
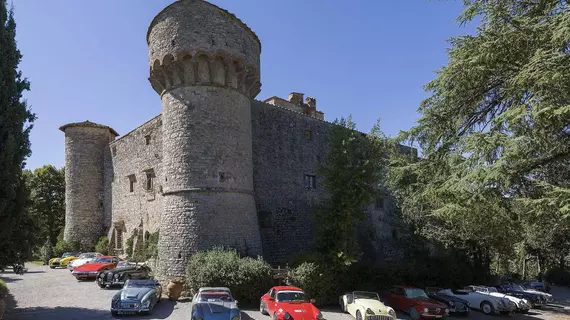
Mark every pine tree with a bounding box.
[0,0,37,267]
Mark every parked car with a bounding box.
[110,279,162,316]
[495,283,550,306]
[438,288,512,315]
[191,287,241,320]
[48,252,80,269]
[476,286,530,313]
[425,287,470,315]
[339,291,396,320]
[525,281,551,293]
[67,252,102,271]
[96,263,152,288]
[71,256,119,280]
[380,286,448,320]
[520,283,554,303]
[260,286,323,320]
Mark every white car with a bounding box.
[439,288,513,315]
[480,286,531,313]
[339,291,397,320]
[67,252,103,271]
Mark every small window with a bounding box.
[115,227,123,249]
[304,130,312,140]
[304,174,316,190]
[146,172,154,190]
[145,135,151,145]
[112,146,117,157]
[375,197,384,210]
[128,175,136,192]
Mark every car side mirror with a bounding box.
[310,298,316,304]
[235,300,239,305]
[268,298,274,302]
[347,296,354,304]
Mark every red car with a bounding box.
[71,256,119,280]
[380,286,448,320]
[260,286,323,320]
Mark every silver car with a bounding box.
[191,287,241,320]
[110,279,162,316]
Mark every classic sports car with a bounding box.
[525,281,551,293]
[439,288,512,315]
[380,286,448,320]
[97,263,152,288]
[48,252,80,269]
[71,256,119,280]
[192,287,241,320]
[494,283,549,307]
[425,287,470,315]
[110,279,162,316]
[67,252,102,271]
[260,286,323,320]
[474,286,530,313]
[521,284,554,303]
[339,291,396,320]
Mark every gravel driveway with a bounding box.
[2,263,569,320]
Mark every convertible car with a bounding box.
[380,286,448,320]
[191,287,241,320]
[110,279,162,316]
[97,263,151,288]
[67,252,102,271]
[339,291,396,320]
[425,287,470,315]
[494,283,549,307]
[71,256,119,280]
[48,252,80,269]
[521,284,554,303]
[439,288,513,315]
[468,286,529,313]
[260,286,323,320]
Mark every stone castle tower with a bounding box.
[147,0,263,279]
[59,121,118,248]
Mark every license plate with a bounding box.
[118,311,136,315]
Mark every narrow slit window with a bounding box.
[145,135,151,145]
[304,174,316,190]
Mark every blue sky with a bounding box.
[13,0,475,170]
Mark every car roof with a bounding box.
[200,291,230,295]
[274,286,303,292]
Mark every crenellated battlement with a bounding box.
[149,51,261,99]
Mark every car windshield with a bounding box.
[405,289,429,299]
[474,287,488,293]
[126,281,156,289]
[79,253,96,259]
[92,257,113,263]
[487,287,498,293]
[62,252,73,258]
[198,292,234,302]
[354,292,379,300]
[116,261,134,268]
[509,285,525,291]
[277,291,309,303]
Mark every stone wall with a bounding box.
[107,115,164,254]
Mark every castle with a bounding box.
[60,0,414,282]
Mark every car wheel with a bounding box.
[480,301,494,315]
[408,307,420,320]
[273,312,278,320]
[97,281,106,289]
[260,301,268,315]
[49,266,55,269]
[356,310,363,320]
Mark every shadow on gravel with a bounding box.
[4,306,113,320]
[0,277,22,284]
[22,270,44,274]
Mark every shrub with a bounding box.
[288,262,346,306]
[54,239,78,257]
[185,248,273,307]
[545,267,570,286]
[95,236,111,255]
[144,231,159,260]
[0,279,8,296]
[125,234,135,259]
[40,238,54,264]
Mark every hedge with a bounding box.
[185,248,273,307]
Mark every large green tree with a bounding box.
[25,165,65,246]
[386,0,570,275]
[0,0,36,267]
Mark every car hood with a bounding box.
[74,263,110,272]
[49,257,60,262]
[524,289,552,298]
[489,293,522,303]
[60,257,75,262]
[411,297,448,309]
[121,287,153,301]
[195,301,240,319]
[71,258,93,265]
[429,293,468,305]
[355,299,392,314]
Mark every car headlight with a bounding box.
[283,312,291,320]
[388,308,395,317]
[316,312,323,320]
[449,301,454,307]
[498,300,504,306]
[142,299,150,308]
[366,308,375,315]
[423,308,428,313]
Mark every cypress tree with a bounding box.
[0,0,37,267]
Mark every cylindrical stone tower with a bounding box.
[60,121,118,249]
[147,0,263,280]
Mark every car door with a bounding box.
[263,288,278,315]
[387,287,406,311]
[346,293,358,316]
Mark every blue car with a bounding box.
[191,287,241,320]
[111,279,162,316]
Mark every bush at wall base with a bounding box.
[185,248,273,307]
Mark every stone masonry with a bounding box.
[60,0,417,282]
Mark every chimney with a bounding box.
[288,92,304,106]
